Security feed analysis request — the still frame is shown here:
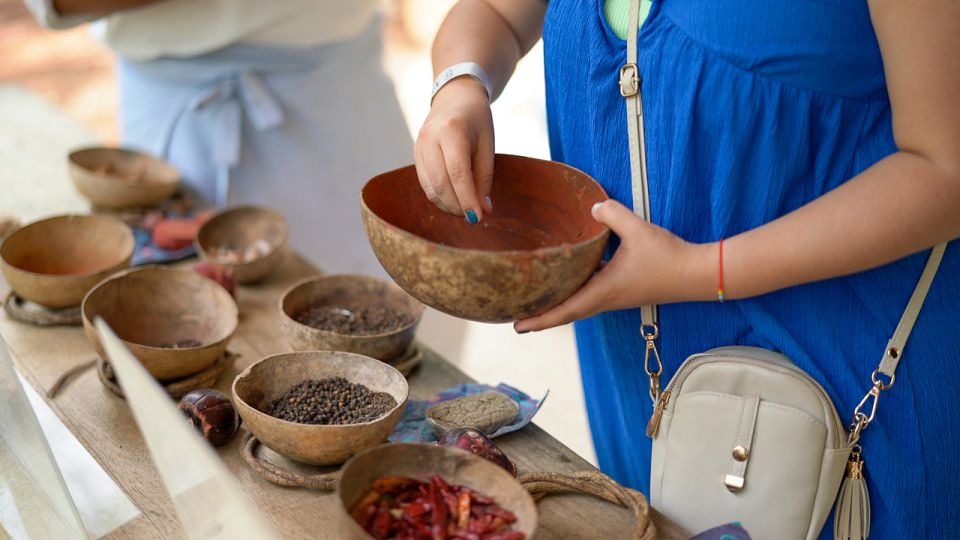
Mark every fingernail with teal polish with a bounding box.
[465,209,478,224]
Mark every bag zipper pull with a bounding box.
[646,389,671,438]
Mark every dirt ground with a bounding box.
[0,0,118,142]
[0,0,428,145]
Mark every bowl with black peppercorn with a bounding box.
[279,274,423,362]
[194,205,288,284]
[82,266,238,380]
[232,350,409,465]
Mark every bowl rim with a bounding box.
[232,350,410,429]
[68,146,180,187]
[360,153,611,257]
[279,274,425,340]
[81,265,239,351]
[194,205,289,266]
[335,442,538,536]
[0,214,135,279]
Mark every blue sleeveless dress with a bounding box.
[542,1,960,537]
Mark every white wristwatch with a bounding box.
[431,62,493,104]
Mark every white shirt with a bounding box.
[25,0,378,61]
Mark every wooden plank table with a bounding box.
[0,253,685,539]
[0,83,685,539]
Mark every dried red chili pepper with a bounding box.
[351,476,525,540]
[457,491,471,530]
[374,476,426,495]
[372,509,394,539]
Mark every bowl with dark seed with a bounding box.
[232,350,409,465]
[195,206,288,284]
[82,266,238,380]
[279,274,423,362]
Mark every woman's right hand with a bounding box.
[414,77,495,223]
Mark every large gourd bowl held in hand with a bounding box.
[361,154,610,323]
[81,266,238,381]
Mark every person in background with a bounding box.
[416,0,960,537]
[24,0,412,276]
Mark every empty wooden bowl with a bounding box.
[0,214,134,308]
[361,154,610,323]
[336,443,538,540]
[280,275,423,361]
[82,266,238,380]
[232,351,408,466]
[195,206,288,284]
[69,147,179,209]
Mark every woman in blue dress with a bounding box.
[416,0,960,537]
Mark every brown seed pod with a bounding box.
[438,427,518,477]
[178,389,240,447]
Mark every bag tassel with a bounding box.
[834,447,871,540]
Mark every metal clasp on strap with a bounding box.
[642,323,662,402]
[619,63,640,97]
[847,373,892,445]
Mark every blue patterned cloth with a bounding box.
[389,383,546,443]
[542,1,960,537]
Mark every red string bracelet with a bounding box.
[717,239,725,302]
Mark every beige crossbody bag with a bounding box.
[617,0,947,537]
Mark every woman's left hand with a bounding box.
[513,199,714,333]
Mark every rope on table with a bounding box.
[3,291,83,327]
[97,350,239,400]
[47,358,97,398]
[240,431,340,491]
[518,471,657,540]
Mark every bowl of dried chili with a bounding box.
[336,442,537,539]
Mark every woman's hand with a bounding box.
[514,199,715,333]
[414,78,495,223]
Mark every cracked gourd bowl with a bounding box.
[361,154,610,323]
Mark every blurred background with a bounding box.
[0,0,596,463]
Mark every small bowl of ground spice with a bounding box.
[195,206,288,284]
[232,350,409,465]
[279,275,424,362]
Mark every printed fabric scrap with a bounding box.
[389,383,547,443]
[688,522,752,540]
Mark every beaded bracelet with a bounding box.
[718,238,726,302]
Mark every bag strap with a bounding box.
[620,0,947,412]
[621,0,664,403]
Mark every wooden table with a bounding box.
[0,83,684,540]
[1,253,686,539]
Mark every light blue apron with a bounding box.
[118,20,412,275]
